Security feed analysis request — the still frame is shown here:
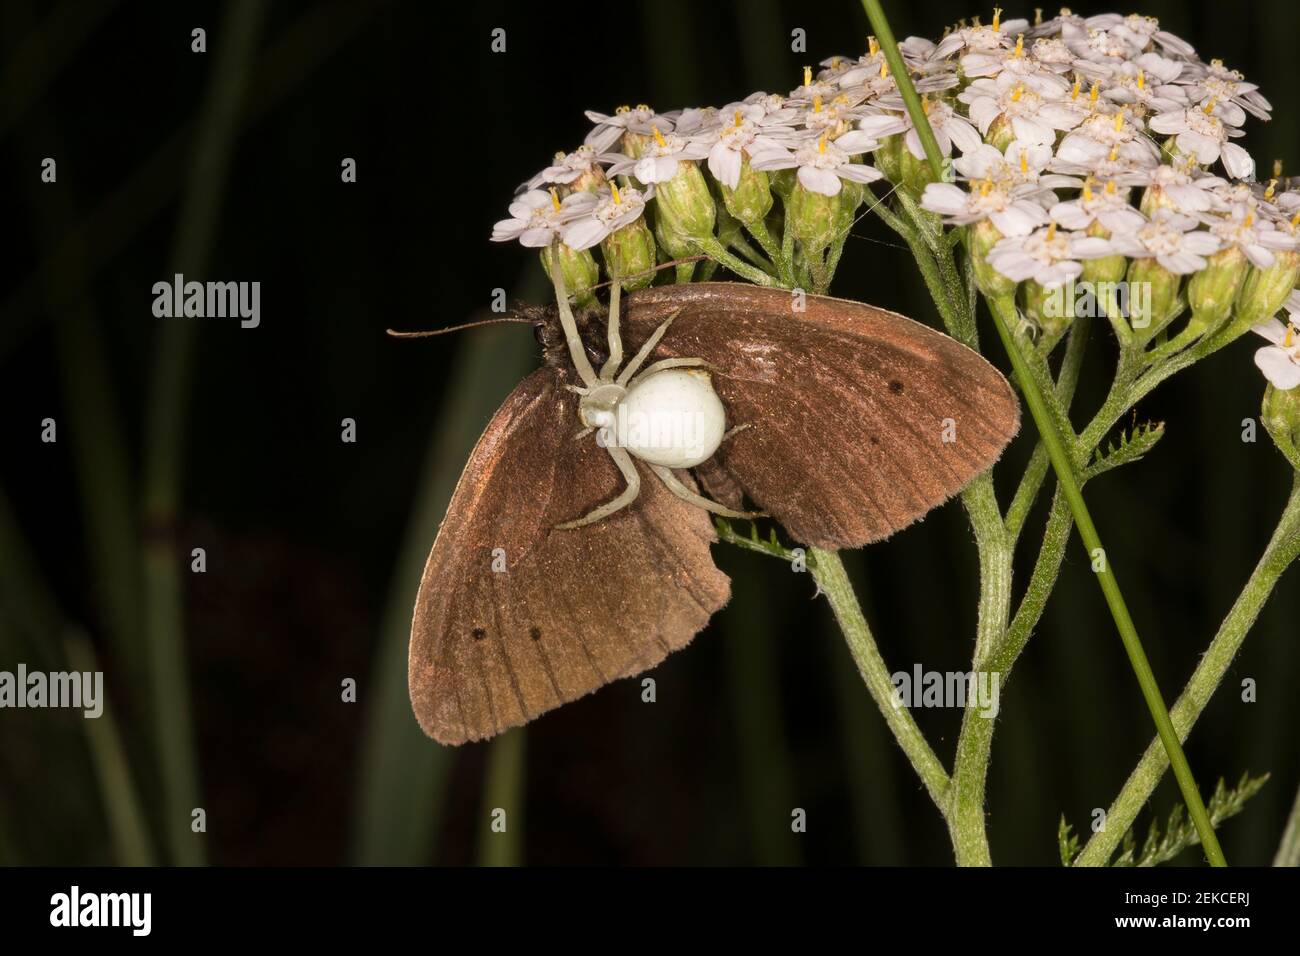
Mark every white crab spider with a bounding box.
[549,258,759,530]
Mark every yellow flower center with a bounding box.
[1137,70,1145,90]
[1010,84,1024,103]
[992,6,1002,30]
[803,65,812,87]
[652,126,667,147]
[549,188,562,212]
[610,182,622,205]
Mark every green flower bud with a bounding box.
[787,181,838,252]
[541,243,599,306]
[1021,279,1073,349]
[1125,257,1182,342]
[967,218,1018,300]
[601,217,657,291]
[653,161,716,244]
[900,145,941,193]
[653,209,693,260]
[1228,249,1300,339]
[1262,381,1300,472]
[720,156,774,226]
[1081,220,1128,285]
[873,133,903,184]
[1186,245,1248,334]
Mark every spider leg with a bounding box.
[649,464,764,519]
[625,356,709,389]
[616,309,682,386]
[555,445,641,529]
[600,281,624,381]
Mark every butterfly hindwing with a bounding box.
[618,283,1021,549]
[409,367,730,744]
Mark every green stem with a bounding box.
[691,234,780,286]
[947,476,1012,866]
[478,730,527,866]
[809,548,950,811]
[860,0,944,177]
[987,297,1226,866]
[1076,476,1300,866]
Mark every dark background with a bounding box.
[1,0,1297,866]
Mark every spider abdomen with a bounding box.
[617,368,727,469]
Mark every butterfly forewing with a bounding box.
[409,367,730,744]
[619,283,1021,550]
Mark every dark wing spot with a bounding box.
[529,626,542,641]
[888,380,905,394]
[869,435,880,445]
[471,627,486,641]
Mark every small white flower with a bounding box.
[959,71,1084,146]
[920,181,1049,236]
[491,189,597,247]
[987,223,1116,288]
[1055,107,1161,170]
[858,96,982,159]
[1179,59,1272,121]
[933,12,1029,59]
[1102,57,1189,115]
[520,145,615,192]
[608,127,710,184]
[955,141,1078,193]
[1028,37,1076,74]
[1107,208,1223,274]
[1252,316,1300,389]
[584,106,671,153]
[706,108,792,189]
[1149,101,1254,179]
[961,32,1056,80]
[750,130,883,196]
[559,183,653,251]
[1133,162,1225,214]
[1050,179,1146,233]
[1200,205,1297,269]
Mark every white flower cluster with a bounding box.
[493,8,1300,390]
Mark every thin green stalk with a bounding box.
[809,548,950,811]
[866,0,1226,865]
[692,234,780,286]
[64,633,156,867]
[860,0,944,176]
[478,730,527,867]
[140,0,267,866]
[1276,781,1300,867]
[1005,318,1092,544]
[987,295,1225,866]
[1077,476,1300,866]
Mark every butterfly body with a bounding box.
[409,283,1020,744]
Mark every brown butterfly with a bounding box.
[404,282,1019,744]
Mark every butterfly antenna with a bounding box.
[387,316,533,338]
[585,256,707,293]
